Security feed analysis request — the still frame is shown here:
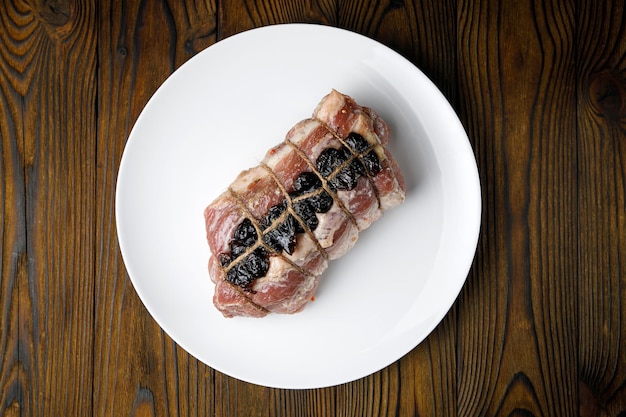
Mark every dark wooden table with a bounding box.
[2,1,625,415]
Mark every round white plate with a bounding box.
[116,24,481,389]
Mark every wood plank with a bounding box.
[339,0,458,414]
[0,0,98,415]
[94,1,216,415]
[456,0,579,415]
[218,0,336,38]
[576,1,626,415]
[268,387,336,417]
[335,365,401,417]
[0,2,29,413]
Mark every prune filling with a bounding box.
[293,200,319,231]
[292,171,322,195]
[222,131,381,289]
[307,190,333,213]
[316,147,349,178]
[260,200,287,230]
[329,165,359,190]
[345,132,371,153]
[226,247,269,288]
[362,150,382,175]
[263,214,298,254]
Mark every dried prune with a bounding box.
[293,200,319,231]
[263,214,298,254]
[345,132,370,153]
[244,247,269,277]
[329,165,358,190]
[230,239,248,259]
[229,218,258,259]
[292,172,322,195]
[226,263,253,288]
[351,158,367,177]
[316,147,348,178]
[308,190,333,213]
[233,218,257,246]
[363,150,382,175]
[218,253,231,267]
[261,200,287,230]
[226,248,270,289]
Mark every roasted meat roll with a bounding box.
[204,90,406,317]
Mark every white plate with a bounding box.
[116,24,481,389]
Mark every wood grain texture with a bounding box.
[335,365,400,417]
[0,0,97,415]
[577,1,626,415]
[268,386,336,417]
[0,1,28,413]
[1,0,626,415]
[456,0,578,415]
[218,0,336,38]
[94,1,216,416]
